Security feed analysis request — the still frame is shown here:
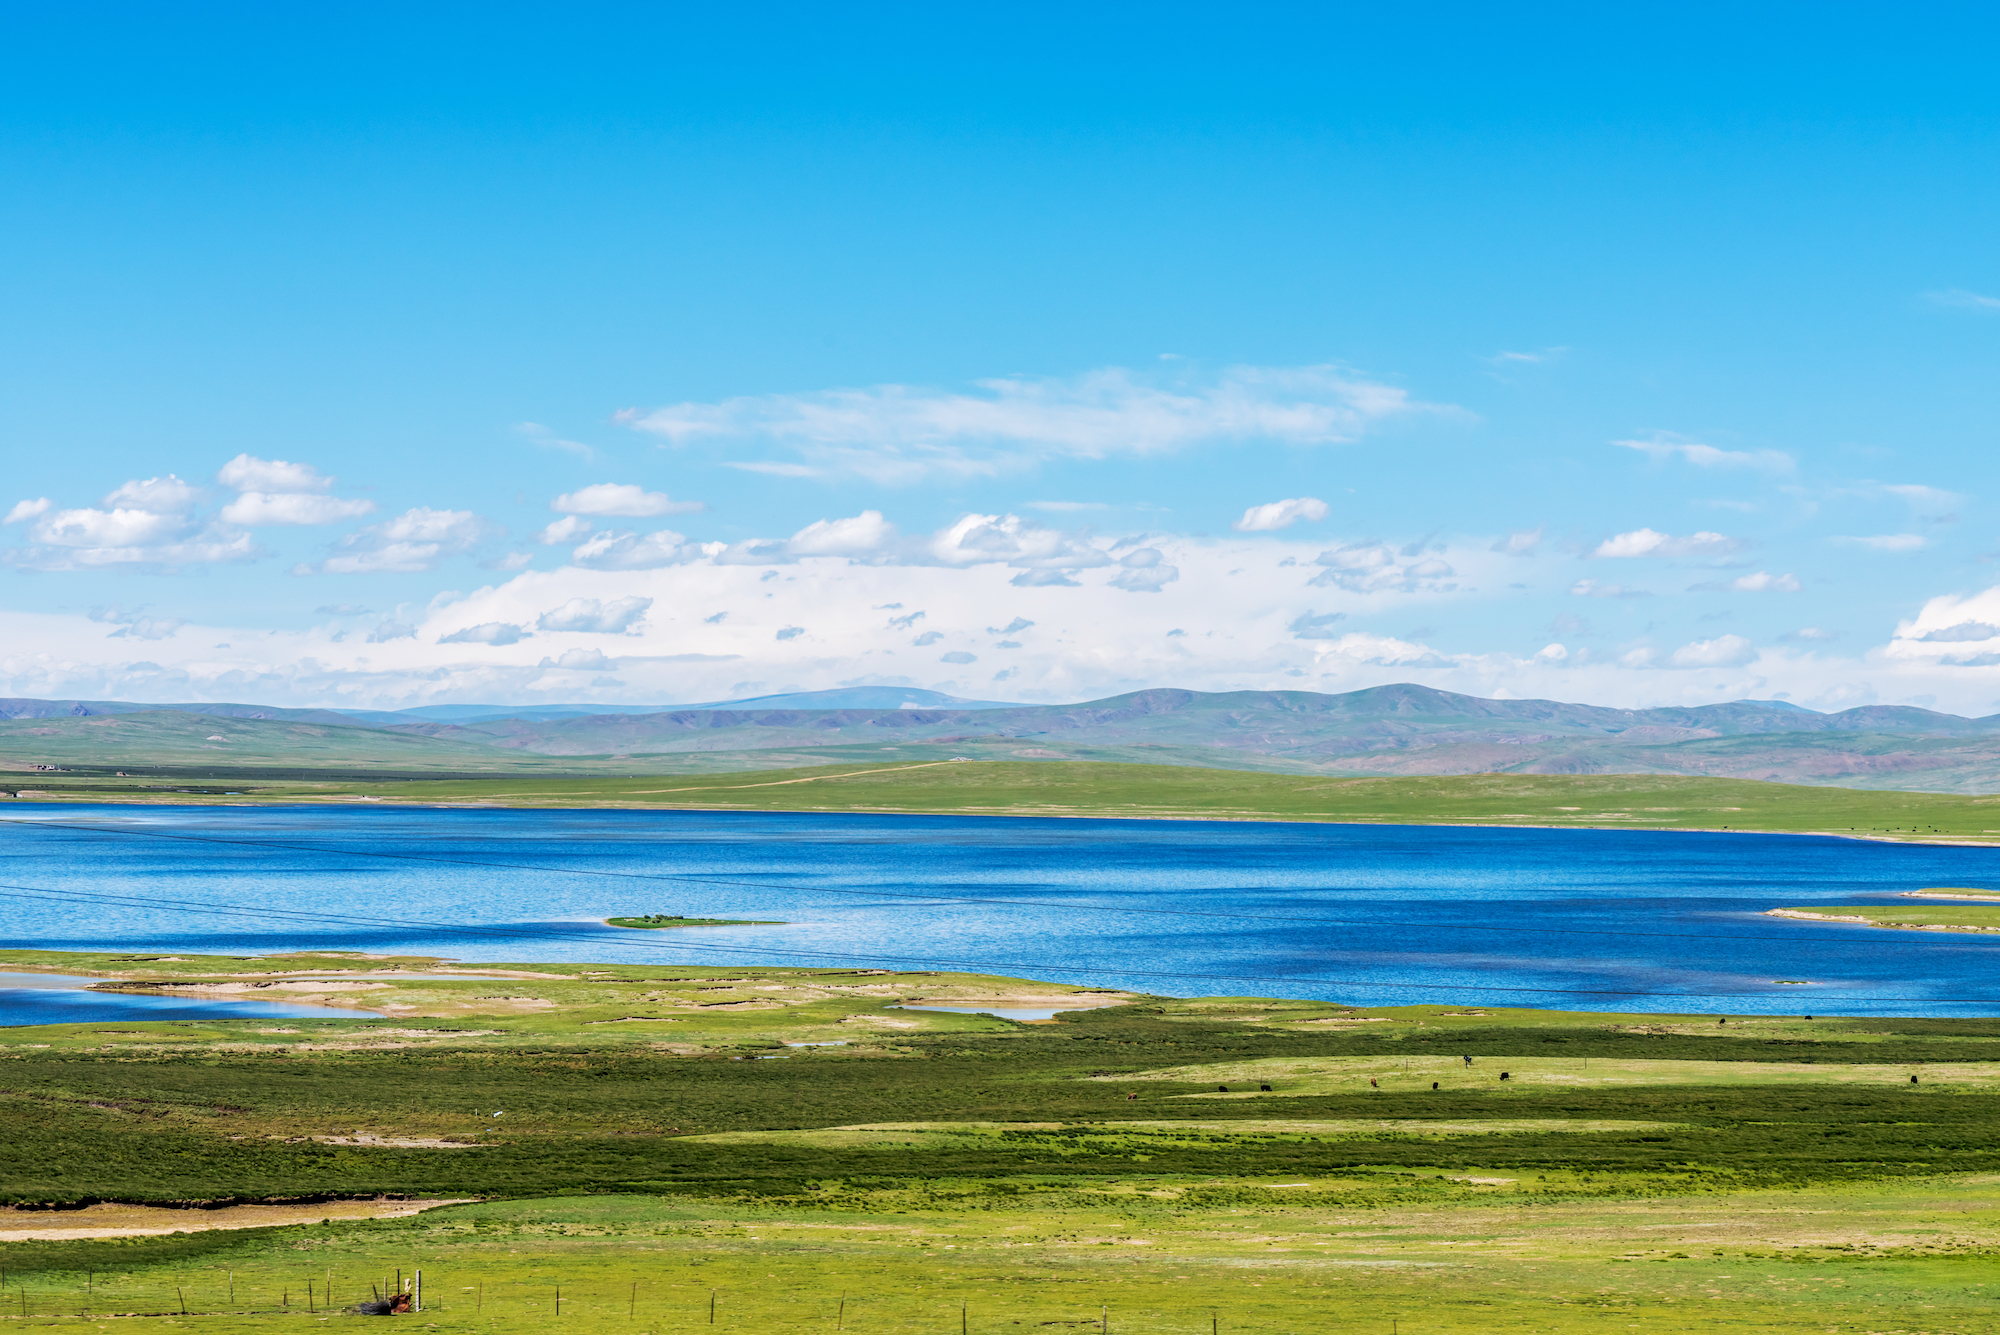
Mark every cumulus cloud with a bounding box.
[546,647,615,670]
[536,596,653,634]
[1304,632,1449,668]
[220,492,376,525]
[316,508,498,575]
[1833,533,1927,552]
[1307,543,1454,593]
[1670,634,1756,668]
[1,474,257,571]
[537,516,594,545]
[621,362,1447,484]
[930,513,1111,570]
[1689,571,1800,593]
[104,474,202,511]
[1233,496,1328,532]
[216,455,335,493]
[567,529,691,571]
[787,510,896,556]
[438,622,530,646]
[5,498,52,525]
[551,483,703,517]
[1108,547,1179,592]
[1590,528,1745,559]
[1616,435,1794,471]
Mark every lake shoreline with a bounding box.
[5,794,1994,848]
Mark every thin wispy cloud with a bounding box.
[1616,434,1793,472]
[517,422,601,462]
[619,363,1451,484]
[1924,288,2000,311]
[1832,533,1927,552]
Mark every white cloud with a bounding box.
[787,510,896,557]
[216,455,335,493]
[568,529,690,571]
[1010,569,1080,587]
[1924,288,2000,311]
[536,596,653,634]
[438,622,530,646]
[621,362,1448,484]
[1106,547,1179,592]
[1782,627,1838,642]
[5,498,52,525]
[1616,435,1794,471]
[547,647,615,670]
[1690,571,1800,593]
[220,492,376,526]
[1307,543,1455,593]
[722,461,822,478]
[1669,634,1756,668]
[1832,533,1927,552]
[1491,527,1542,556]
[929,513,1112,570]
[90,605,186,640]
[1590,528,1745,559]
[103,474,202,510]
[551,483,704,518]
[1569,579,1649,598]
[537,516,595,545]
[319,508,498,575]
[1233,496,1328,532]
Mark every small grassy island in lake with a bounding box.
[1768,903,2000,934]
[605,913,786,928]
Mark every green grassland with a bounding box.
[9,953,2000,1328]
[11,955,2000,1327]
[13,762,2000,845]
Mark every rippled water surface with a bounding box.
[4,802,2000,1015]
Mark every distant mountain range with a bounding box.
[7,683,2000,792]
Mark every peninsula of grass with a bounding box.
[606,914,787,929]
[1768,904,2000,933]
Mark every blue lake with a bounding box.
[3,802,2000,1016]
[0,971,379,1026]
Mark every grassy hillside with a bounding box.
[12,761,2000,843]
[0,711,644,774]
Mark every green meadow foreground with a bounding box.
[5,953,2000,1329]
[12,763,2000,845]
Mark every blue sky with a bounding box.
[5,3,2000,711]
